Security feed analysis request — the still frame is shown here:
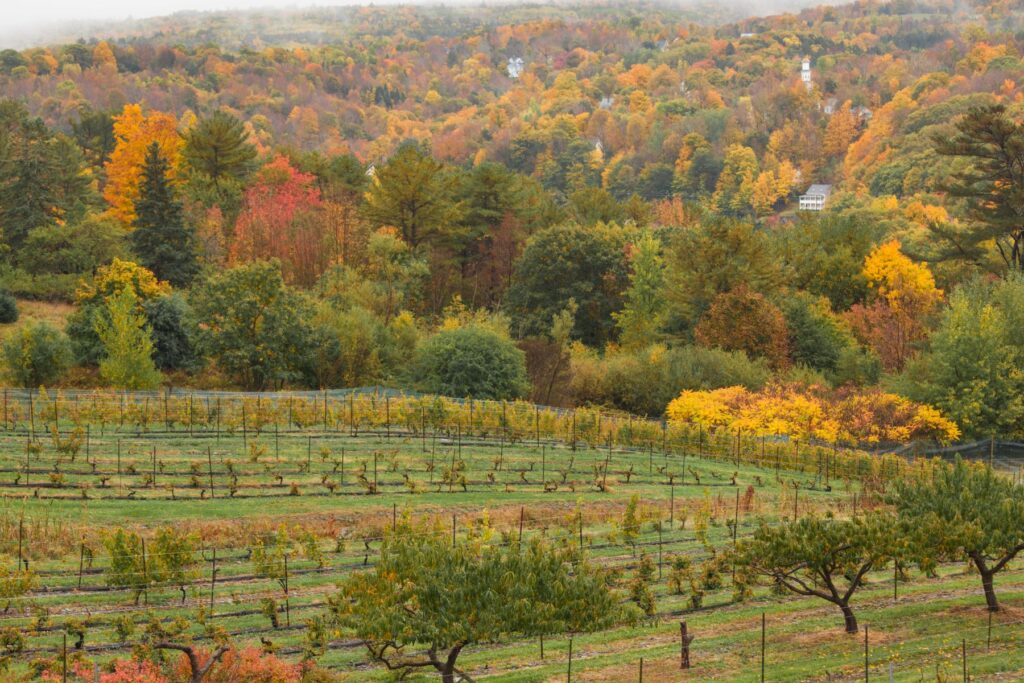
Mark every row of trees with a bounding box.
[742,458,1024,634]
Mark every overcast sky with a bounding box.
[3,1,303,30]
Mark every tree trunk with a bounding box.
[981,569,1000,612]
[439,643,464,683]
[840,602,858,634]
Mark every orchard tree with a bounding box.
[132,143,198,287]
[330,517,628,683]
[739,514,899,633]
[104,528,150,605]
[891,457,1024,612]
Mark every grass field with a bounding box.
[0,391,1017,681]
[0,300,74,337]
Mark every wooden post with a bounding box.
[639,657,643,683]
[761,612,766,682]
[670,481,674,528]
[208,447,215,498]
[733,488,740,546]
[284,552,291,627]
[210,548,217,615]
[518,506,525,545]
[658,525,663,580]
[77,543,84,590]
[17,519,23,571]
[539,634,544,659]
[141,538,148,605]
[571,411,576,452]
[578,510,583,551]
[567,636,573,682]
[962,638,967,682]
[536,405,544,448]
[62,631,67,683]
[680,621,692,669]
[864,624,869,682]
[451,514,456,547]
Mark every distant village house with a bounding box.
[799,184,832,211]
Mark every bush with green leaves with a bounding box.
[0,291,17,324]
[409,325,529,400]
[570,343,769,416]
[1,322,71,387]
[896,276,1024,438]
[142,293,199,371]
[779,291,856,373]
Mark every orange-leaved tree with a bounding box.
[103,103,183,226]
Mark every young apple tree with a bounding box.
[330,516,629,683]
[891,457,1024,612]
[739,513,899,633]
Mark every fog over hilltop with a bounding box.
[1,0,851,49]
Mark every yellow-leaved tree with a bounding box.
[845,240,942,371]
[103,104,183,226]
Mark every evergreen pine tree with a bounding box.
[0,121,59,249]
[182,111,257,189]
[132,142,198,287]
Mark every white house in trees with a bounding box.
[799,184,832,211]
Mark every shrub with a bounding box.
[569,344,769,416]
[142,294,199,371]
[409,325,529,399]
[2,322,72,387]
[779,292,854,372]
[0,291,18,324]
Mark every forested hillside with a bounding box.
[0,0,1023,444]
